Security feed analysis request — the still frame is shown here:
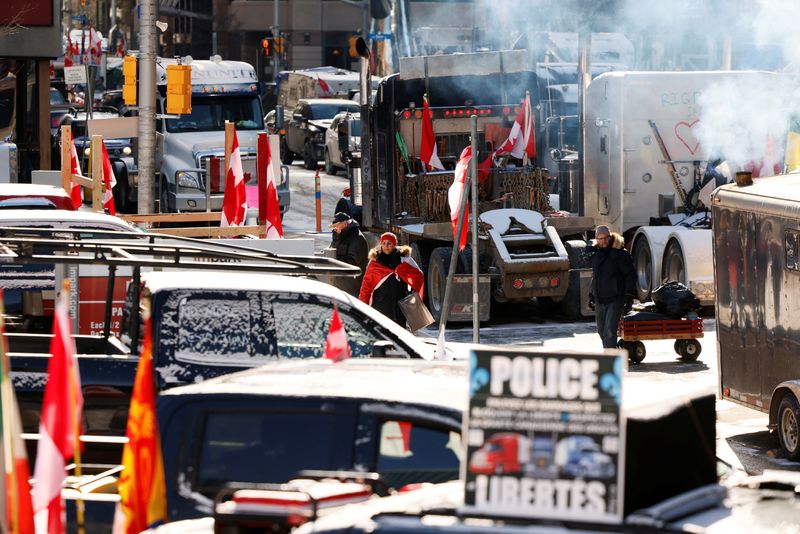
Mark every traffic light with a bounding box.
[262,38,271,57]
[166,64,192,115]
[122,55,137,106]
[274,36,284,55]
[348,36,359,58]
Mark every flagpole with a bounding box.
[64,279,86,534]
[522,91,530,167]
[0,293,20,533]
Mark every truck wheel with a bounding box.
[303,142,317,170]
[778,395,800,460]
[113,168,129,213]
[564,240,594,269]
[427,247,453,323]
[324,149,337,176]
[624,341,646,364]
[662,240,686,284]
[679,339,701,362]
[280,139,295,164]
[633,236,653,302]
[409,242,430,304]
[560,270,583,321]
[159,180,173,213]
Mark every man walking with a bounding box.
[589,225,636,348]
[330,212,369,296]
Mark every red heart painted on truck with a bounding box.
[674,120,700,155]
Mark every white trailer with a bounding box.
[583,70,776,304]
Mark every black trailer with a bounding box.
[713,174,800,459]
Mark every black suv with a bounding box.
[281,98,360,170]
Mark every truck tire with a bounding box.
[159,179,173,213]
[409,242,430,303]
[303,141,317,170]
[324,149,337,176]
[661,239,686,284]
[428,247,453,323]
[280,138,295,164]
[560,241,592,320]
[633,236,653,302]
[778,394,800,460]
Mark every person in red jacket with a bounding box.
[359,232,424,326]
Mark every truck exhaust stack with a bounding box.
[735,171,753,187]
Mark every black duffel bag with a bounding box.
[651,281,701,319]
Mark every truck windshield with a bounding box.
[166,95,264,133]
[309,103,360,120]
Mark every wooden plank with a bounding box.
[72,174,95,189]
[91,135,104,211]
[120,212,224,224]
[145,225,264,238]
[61,125,71,193]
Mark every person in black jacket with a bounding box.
[589,225,636,348]
[330,212,369,296]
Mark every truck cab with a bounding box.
[155,58,289,216]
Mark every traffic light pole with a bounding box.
[138,0,157,214]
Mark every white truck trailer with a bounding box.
[583,70,777,305]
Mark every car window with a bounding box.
[271,297,392,358]
[309,104,360,120]
[172,292,275,365]
[377,420,463,489]
[196,410,356,494]
[50,89,66,106]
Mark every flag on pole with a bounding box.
[317,77,332,96]
[101,141,117,215]
[323,308,351,363]
[0,294,35,534]
[115,316,168,534]
[32,288,83,534]
[420,96,444,171]
[496,94,535,160]
[264,137,283,239]
[69,141,83,210]
[221,130,247,227]
[449,146,471,251]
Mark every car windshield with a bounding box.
[50,89,66,106]
[309,103,360,120]
[166,95,264,133]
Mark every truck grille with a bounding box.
[199,154,258,193]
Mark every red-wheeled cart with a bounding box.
[618,317,703,364]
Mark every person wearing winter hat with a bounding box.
[589,225,636,348]
[329,212,368,296]
[359,232,424,326]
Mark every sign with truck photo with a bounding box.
[463,348,625,523]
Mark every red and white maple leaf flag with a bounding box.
[221,130,247,227]
[69,141,83,210]
[420,96,444,171]
[448,146,471,251]
[32,289,83,534]
[324,307,351,363]
[264,138,283,239]
[317,77,332,96]
[101,141,117,215]
[497,94,535,160]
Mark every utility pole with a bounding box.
[138,0,157,214]
[272,0,279,80]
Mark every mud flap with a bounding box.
[578,269,595,317]
[446,274,491,322]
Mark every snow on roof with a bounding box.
[141,271,434,359]
[715,173,800,208]
[0,184,70,198]
[0,209,139,231]
[160,358,468,413]
[156,59,257,86]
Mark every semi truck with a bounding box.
[714,173,800,461]
[359,50,596,322]
[154,57,290,217]
[584,70,778,307]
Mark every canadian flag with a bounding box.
[69,140,82,210]
[497,94,535,160]
[448,146,471,251]
[317,77,332,96]
[32,289,83,534]
[264,138,283,239]
[323,307,350,363]
[101,141,117,215]
[221,130,247,227]
[420,96,444,171]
